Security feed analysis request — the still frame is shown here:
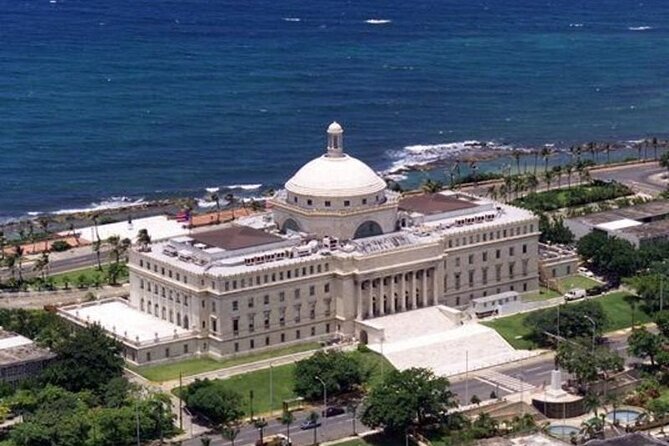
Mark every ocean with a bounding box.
[2,0,669,221]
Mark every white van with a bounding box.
[564,288,586,301]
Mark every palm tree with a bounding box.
[565,164,574,188]
[604,143,612,164]
[554,165,563,188]
[0,231,6,261]
[225,193,236,220]
[14,245,24,284]
[503,175,514,202]
[254,418,268,445]
[541,146,552,172]
[136,229,152,252]
[652,137,660,160]
[469,160,479,186]
[221,422,241,446]
[533,149,540,175]
[637,143,643,161]
[37,217,50,252]
[209,190,221,224]
[307,411,320,445]
[281,411,295,442]
[525,173,539,193]
[33,251,50,281]
[486,185,498,200]
[512,150,522,174]
[421,179,443,194]
[587,142,597,163]
[499,184,509,203]
[583,391,601,417]
[92,239,102,271]
[543,170,554,191]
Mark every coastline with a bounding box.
[2,137,666,241]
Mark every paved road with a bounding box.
[0,248,109,281]
[182,409,366,446]
[591,162,667,196]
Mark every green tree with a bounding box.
[628,327,663,367]
[293,350,368,400]
[421,179,443,194]
[41,324,124,393]
[221,421,241,446]
[361,367,456,433]
[281,411,295,442]
[182,379,244,425]
[647,398,669,433]
[136,229,152,252]
[656,311,669,338]
[525,300,606,347]
[470,395,481,406]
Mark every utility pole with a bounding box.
[179,371,183,431]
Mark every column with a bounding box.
[368,279,375,318]
[356,282,364,319]
[399,274,406,312]
[432,268,439,306]
[422,269,429,307]
[378,278,385,317]
[390,276,396,313]
[411,272,417,309]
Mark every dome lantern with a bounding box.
[326,121,344,158]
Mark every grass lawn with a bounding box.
[482,313,536,350]
[483,291,647,350]
[175,350,394,416]
[557,275,601,292]
[132,342,321,382]
[334,433,405,446]
[522,287,561,302]
[48,263,128,287]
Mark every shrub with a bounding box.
[50,240,71,252]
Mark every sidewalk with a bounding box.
[0,284,129,309]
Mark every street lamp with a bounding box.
[583,315,596,354]
[315,375,327,436]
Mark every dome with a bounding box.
[285,154,387,198]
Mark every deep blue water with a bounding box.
[2,0,669,219]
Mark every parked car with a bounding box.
[300,418,322,430]
[564,288,586,301]
[256,434,291,446]
[322,406,345,418]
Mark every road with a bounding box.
[591,162,667,196]
[0,248,109,280]
[182,409,366,446]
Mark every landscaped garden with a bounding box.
[484,291,649,350]
[132,341,321,382]
[557,275,601,292]
[513,180,632,212]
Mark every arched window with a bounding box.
[183,315,190,330]
[353,221,383,239]
[140,299,145,311]
[282,218,301,233]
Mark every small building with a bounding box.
[470,291,521,318]
[566,200,669,247]
[538,243,578,287]
[585,433,669,445]
[0,329,56,386]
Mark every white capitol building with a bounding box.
[61,123,540,371]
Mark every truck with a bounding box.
[256,434,291,446]
[564,288,586,301]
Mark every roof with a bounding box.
[285,154,387,197]
[596,218,643,231]
[573,200,669,226]
[399,192,479,215]
[191,226,283,251]
[585,433,669,446]
[618,218,669,240]
[0,330,54,365]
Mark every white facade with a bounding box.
[68,123,541,365]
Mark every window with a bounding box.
[265,336,270,346]
[496,265,502,281]
[264,295,270,305]
[294,288,301,299]
[248,297,254,308]
[279,292,285,302]
[234,342,239,352]
[326,323,330,333]
[279,308,286,326]
[293,196,298,203]
[344,200,350,207]
[324,283,330,293]
[264,311,271,329]
[454,273,461,290]
[482,267,488,285]
[455,257,460,267]
[281,333,285,342]
[522,259,529,276]
[296,330,301,339]
[468,270,474,287]
[146,352,151,362]
[140,279,144,289]
[362,198,367,205]
[468,254,474,265]
[509,262,515,279]
[212,301,216,312]
[201,299,205,308]
[211,318,217,333]
[140,260,144,267]
[311,326,316,336]
[566,265,571,274]
[250,339,255,349]
[482,252,488,262]
[233,319,239,335]
[309,285,315,296]
[307,199,313,206]
[294,304,301,323]
[309,304,316,320]
[165,347,170,357]
[509,247,515,256]
[248,315,255,333]
[232,300,238,311]
[324,200,331,207]
[522,244,527,254]
[496,249,501,259]
[184,344,189,354]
